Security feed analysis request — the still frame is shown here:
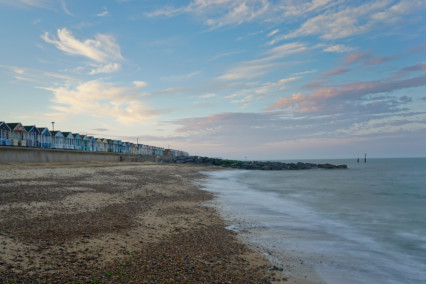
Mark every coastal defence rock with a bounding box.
[162,156,348,170]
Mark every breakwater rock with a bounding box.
[162,156,347,170]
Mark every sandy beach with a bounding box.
[0,162,304,283]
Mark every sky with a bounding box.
[0,0,425,160]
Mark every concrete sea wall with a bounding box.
[0,146,157,163]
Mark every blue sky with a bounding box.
[0,0,425,160]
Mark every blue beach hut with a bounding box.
[51,131,64,149]
[118,140,123,153]
[73,133,82,150]
[0,121,12,146]
[62,132,74,150]
[0,122,11,146]
[37,127,51,148]
[88,136,96,151]
[81,135,90,151]
[24,125,40,147]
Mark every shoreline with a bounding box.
[0,162,296,282]
[200,170,323,284]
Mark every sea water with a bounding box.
[201,158,426,284]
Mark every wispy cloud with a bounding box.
[97,7,109,17]
[164,70,202,81]
[323,44,354,53]
[0,64,75,85]
[266,74,426,113]
[60,0,73,16]
[319,67,349,78]
[270,0,426,43]
[200,93,216,99]
[146,0,270,29]
[208,50,245,62]
[218,42,307,81]
[42,28,124,63]
[343,51,397,66]
[343,51,370,65]
[42,28,124,75]
[1,0,52,9]
[43,80,158,124]
[281,0,335,17]
[133,81,149,88]
[2,0,75,15]
[89,63,121,75]
[267,29,279,37]
[218,60,281,81]
[223,76,299,108]
[292,70,317,76]
[391,62,426,79]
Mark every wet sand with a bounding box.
[0,162,313,283]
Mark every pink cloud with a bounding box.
[365,55,397,65]
[343,51,397,66]
[266,74,426,113]
[343,51,369,65]
[320,67,349,77]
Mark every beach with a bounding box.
[0,162,309,283]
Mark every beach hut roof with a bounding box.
[37,127,51,135]
[62,132,73,138]
[0,122,11,131]
[50,130,64,137]
[6,123,26,132]
[24,125,40,133]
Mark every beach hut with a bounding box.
[156,147,163,156]
[73,133,82,150]
[94,138,102,152]
[0,122,11,146]
[88,136,96,151]
[23,125,40,147]
[112,140,117,152]
[127,142,133,154]
[7,123,27,147]
[131,143,138,155]
[81,135,90,151]
[37,127,51,148]
[117,140,123,153]
[122,142,128,154]
[61,132,74,150]
[137,144,143,155]
[102,138,108,152]
[50,131,64,149]
[106,139,112,152]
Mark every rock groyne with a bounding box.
[162,156,347,170]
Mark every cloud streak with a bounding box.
[146,0,270,29]
[266,74,426,113]
[270,0,426,43]
[218,42,308,81]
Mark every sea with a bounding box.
[201,158,426,284]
